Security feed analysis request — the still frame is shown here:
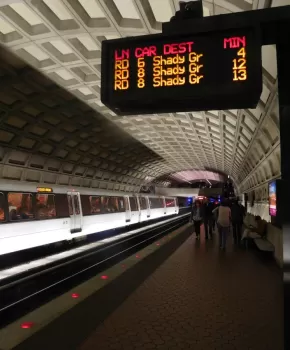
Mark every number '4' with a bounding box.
[237,47,246,58]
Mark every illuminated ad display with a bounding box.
[101,27,262,115]
[269,181,277,217]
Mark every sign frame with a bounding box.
[101,26,262,115]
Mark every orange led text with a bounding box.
[153,65,185,76]
[153,76,186,87]
[114,58,129,90]
[188,52,204,85]
[153,55,185,66]
[137,57,145,88]
[189,52,203,63]
[153,53,186,87]
[232,47,247,81]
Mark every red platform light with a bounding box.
[101,275,108,280]
[21,322,34,329]
[121,264,126,268]
[71,293,80,299]
[136,254,140,258]
[156,242,160,246]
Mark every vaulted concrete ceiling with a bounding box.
[0,0,283,196]
[0,49,173,192]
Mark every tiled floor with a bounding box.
[79,229,283,350]
[12,226,283,350]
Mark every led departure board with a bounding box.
[101,27,262,115]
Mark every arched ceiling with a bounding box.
[0,49,172,192]
[0,0,284,193]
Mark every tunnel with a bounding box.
[0,1,285,350]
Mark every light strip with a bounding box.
[206,179,212,185]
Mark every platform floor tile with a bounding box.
[79,231,283,350]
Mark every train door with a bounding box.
[136,197,141,222]
[124,196,131,223]
[129,197,139,224]
[146,196,151,218]
[163,197,166,215]
[67,192,82,233]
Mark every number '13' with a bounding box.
[233,58,247,81]
[233,69,247,81]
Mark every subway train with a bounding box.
[0,180,179,256]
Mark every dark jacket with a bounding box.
[190,205,204,221]
[203,202,214,219]
[231,203,244,222]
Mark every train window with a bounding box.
[73,196,80,215]
[67,195,73,216]
[8,193,34,221]
[106,197,122,213]
[89,196,125,214]
[36,194,56,219]
[102,197,125,213]
[129,197,138,212]
[89,196,101,214]
[139,197,147,210]
[102,197,109,213]
[0,193,5,222]
[165,198,175,207]
[116,197,125,212]
[149,197,164,209]
[177,198,188,207]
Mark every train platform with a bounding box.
[0,224,283,350]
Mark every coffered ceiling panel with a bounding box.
[0,47,172,191]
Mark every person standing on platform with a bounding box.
[190,200,203,240]
[231,199,245,245]
[241,215,266,241]
[213,200,231,250]
[203,199,214,240]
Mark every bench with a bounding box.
[244,221,274,255]
[253,237,275,262]
[253,237,274,252]
[252,222,275,260]
[243,213,282,266]
[254,222,274,252]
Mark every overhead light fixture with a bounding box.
[206,179,212,186]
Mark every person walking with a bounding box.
[231,199,245,245]
[212,201,218,231]
[190,200,203,240]
[203,199,214,239]
[213,200,231,250]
